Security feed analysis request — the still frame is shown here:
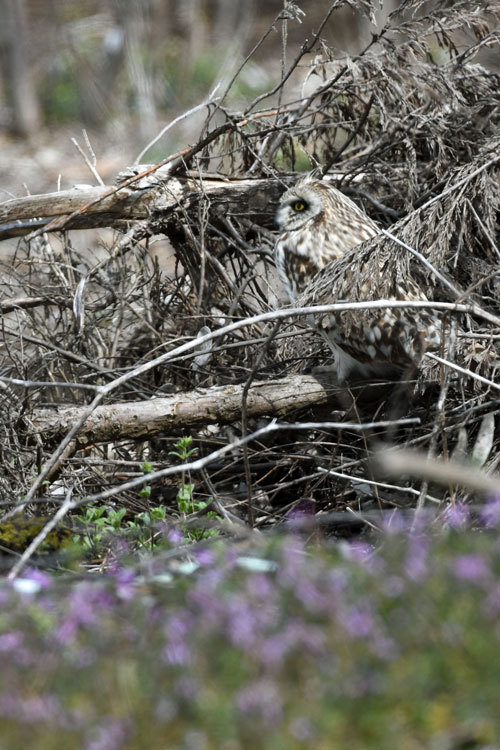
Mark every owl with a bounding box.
[288,233,446,383]
[275,174,379,302]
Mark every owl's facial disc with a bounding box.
[275,186,322,230]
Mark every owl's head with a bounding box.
[275,179,324,231]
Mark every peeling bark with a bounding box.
[0,173,285,240]
[30,375,338,446]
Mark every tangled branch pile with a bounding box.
[0,0,499,538]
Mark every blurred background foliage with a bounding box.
[1,0,497,193]
[0,1,386,157]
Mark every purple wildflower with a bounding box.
[85,717,129,750]
[23,694,63,724]
[0,692,69,728]
[23,567,53,589]
[165,613,192,639]
[0,631,23,652]
[258,633,288,667]
[342,540,374,564]
[163,614,193,666]
[325,567,348,596]
[452,554,491,584]
[339,604,375,639]
[68,584,114,629]
[163,640,192,666]
[404,534,429,581]
[287,619,326,653]
[226,597,258,647]
[257,619,325,668]
[443,502,470,529]
[236,678,283,727]
[55,617,78,646]
[195,548,215,567]
[113,567,136,585]
[480,495,500,527]
[51,584,116,644]
[293,575,329,613]
[167,528,183,545]
[113,568,137,601]
[285,499,316,530]
[245,572,273,600]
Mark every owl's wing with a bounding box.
[294,240,445,378]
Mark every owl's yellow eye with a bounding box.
[293,200,306,211]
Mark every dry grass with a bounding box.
[0,0,499,543]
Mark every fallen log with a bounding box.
[0,171,285,240]
[30,374,339,446]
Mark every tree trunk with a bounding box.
[3,0,41,137]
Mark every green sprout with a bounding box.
[169,436,198,514]
[169,436,218,541]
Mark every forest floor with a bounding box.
[0,125,136,200]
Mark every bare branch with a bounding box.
[375,449,500,497]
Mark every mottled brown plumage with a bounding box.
[289,235,445,382]
[273,176,473,383]
[274,174,444,381]
[272,174,496,384]
[275,175,379,302]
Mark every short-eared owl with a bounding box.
[274,175,448,382]
[275,174,379,302]
[288,234,444,383]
